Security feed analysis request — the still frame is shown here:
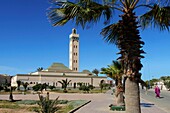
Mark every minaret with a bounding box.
[69,28,79,72]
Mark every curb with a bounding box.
[69,100,91,113]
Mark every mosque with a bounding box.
[11,29,107,88]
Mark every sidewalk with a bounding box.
[140,88,170,113]
[75,90,168,113]
[140,98,168,113]
[0,90,168,113]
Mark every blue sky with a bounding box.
[0,0,170,81]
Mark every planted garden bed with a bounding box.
[0,99,88,113]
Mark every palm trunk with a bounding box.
[115,79,124,106]
[125,78,141,113]
[115,91,124,106]
[9,87,14,102]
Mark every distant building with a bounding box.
[11,29,107,88]
[0,74,11,85]
[154,81,167,90]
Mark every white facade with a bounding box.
[11,70,107,88]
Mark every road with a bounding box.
[140,88,170,113]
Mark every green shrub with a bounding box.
[32,83,48,92]
[32,84,41,91]
[79,85,90,92]
[88,85,94,90]
[48,85,56,90]
[164,81,170,89]
[38,93,60,113]
[110,105,125,111]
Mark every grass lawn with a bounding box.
[0,99,88,113]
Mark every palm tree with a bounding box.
[37,67,43,72]
[58,79,71,93]
[101,60,124,106]
[16,80,21,90]
[38,92,59,113]
[48,1,170,113]
[99,80,105,93]
[92,69,99,76]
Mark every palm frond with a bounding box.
[140,4,170,31]
[101,23,121,44]
[112,60,121,70]
[47,0,112,28]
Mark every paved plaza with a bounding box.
[0,89,169,113]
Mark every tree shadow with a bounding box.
[140,103,154,107]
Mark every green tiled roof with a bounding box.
[82,70,92,74]
[47,63,72,72]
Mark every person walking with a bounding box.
[155,85,161,98]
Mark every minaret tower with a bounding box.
[69,28,79,72]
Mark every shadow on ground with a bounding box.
[140,103,154,107]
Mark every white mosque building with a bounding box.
[11,29,107,88]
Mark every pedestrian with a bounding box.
[155,85,160,98]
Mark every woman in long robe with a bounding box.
[155,85,160,98]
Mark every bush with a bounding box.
[38,93,60,113]
[79,85,95,93]
[32,84,41,91]
[164,81,170,90]
[32,83,48,92]
[48,85,56,90]
[88,85,94,90]
[0,86,3,91]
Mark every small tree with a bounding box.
[38,92,59,113]
[58,79,71,93]
[92,69,99,76]
[22,82,29,95]
[32,84,41,91]
[32,83,48,93]
[37,67,43,72]
[16,80,21,90]
[99,80,105,93]
[164,81,170,90]
[4,78,10,92]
